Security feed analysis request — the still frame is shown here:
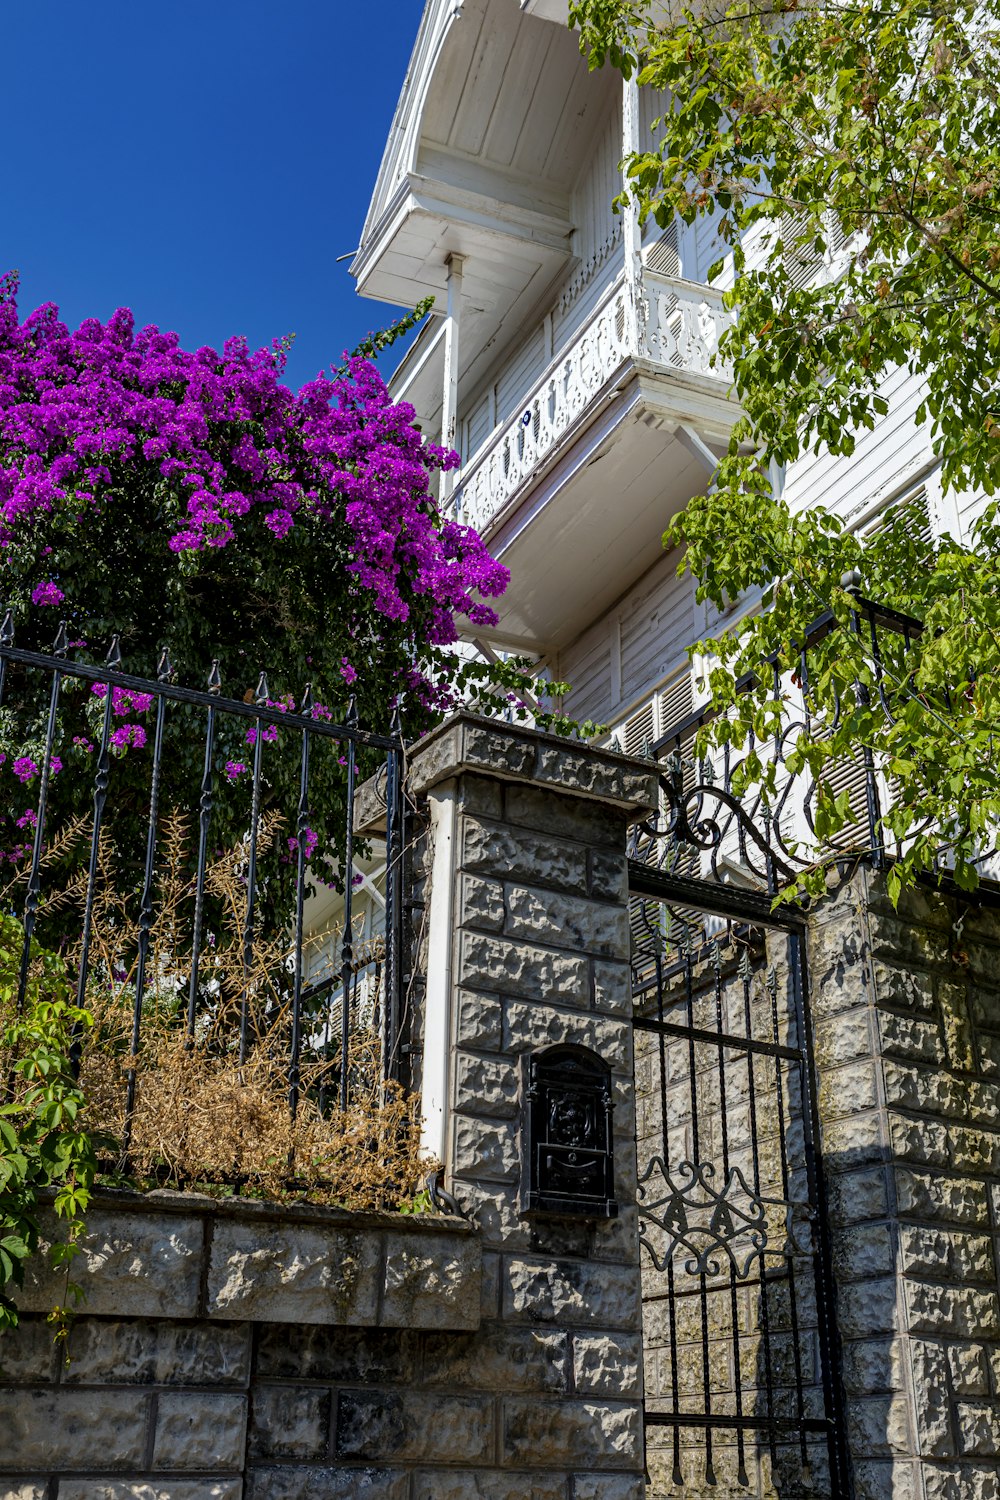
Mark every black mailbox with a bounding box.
[519,1044,618,1219]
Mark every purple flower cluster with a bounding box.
[0,274,508,664]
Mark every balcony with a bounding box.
[455,270,733,538]
[452,270,741,653]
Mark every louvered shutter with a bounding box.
[644,221,681,278]
[864,484,934,560]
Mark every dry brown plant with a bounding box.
[21,810,430,1211]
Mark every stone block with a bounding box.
[17,1208,202,1319]
[335,1390,493,1463]
[0,1389,151,1468]
[0,1485,45,1500]
[206,1219,382,1326]
[842,1339,906,1395]
[826,1166,889,1225]
[502,1396,640,1468]
[850,1462,918,1500]
[454,1115,519,1182]
[573,1479,645,1500]
[480,1251,502,1320]
[409,719,535,796]
[502,1000,630,1064]
[905,1282,1000,1339]
[873,962,937,1016]
[833,1223,895,1280]
[59,1485,241,1500]
[592,960,631,1017]
[889,1114,951,1169]
[459,931,590,1004]
[455,990,503,1050]
[957,1404,1000,1458]
[421,1326,569,1392]
[815,1008,873,1066]
[245,1468,409,1500]
[460,775,504,819]
[900,1226,995,1284]
[462,818,588,896]
[836,1279,899,1339]
[505,783,623,844]
[948,1343,990,1396]
[879,1011,945,1065]
[822,1109,884,1162]
[381,1230,481,1329]
[412,1473,567,1500]
[503,1257,640,1331]
[819,1061,878,1118]
[151,1391,247,1471]
[461,874,506,933]
[63,1317,250,1386]
[454,1052,520,1119]
[895,1168,988,1225]
[505,886,629,961]
[255,1325,417,1384]
[572,1333,641,1397]
[0,1319,56,1383]
[250,1384,331,1460]
[846,1396,913,1457]
[588,852,628,905]
[970,985,1000,1033]
[911,1342,953,1455]
[923,1465,1000,1500]
[533,745,657,815]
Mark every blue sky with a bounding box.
[3,1,424,389]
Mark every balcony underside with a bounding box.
[476,366,737,654]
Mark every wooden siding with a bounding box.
[560,548,695,726]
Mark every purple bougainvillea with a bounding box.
[0,271,507,662]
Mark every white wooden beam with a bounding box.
[441,252,465,501]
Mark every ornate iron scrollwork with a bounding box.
[637,1155,796,1280]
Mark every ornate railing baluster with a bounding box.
[123,646,172,1153]
[71,635,121,1073]
[288,686,312,1123]
[186,660,221,1043]
[15,621,69,1015]
[239,672,268,1068]
[339,697,358,1113]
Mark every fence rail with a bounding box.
[628,589,928,899]
[0,612,409,1166]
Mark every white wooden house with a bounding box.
[351,0,982,776]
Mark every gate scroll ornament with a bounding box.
[638,1155,797,1281]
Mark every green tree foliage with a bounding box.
[571,0,1000,895]
[0,915,99,1333]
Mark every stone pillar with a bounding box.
[809,867,1000,1500]
[407,713,659,1499]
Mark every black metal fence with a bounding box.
[0,613,409,1156]
[642,590,926,898]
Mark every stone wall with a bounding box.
[0,715,658,1500]
[810,869,1000,1500]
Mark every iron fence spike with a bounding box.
[346,694,359,727]
[105,634,122,670]
[53,621,70,657]
[255,671,269,706]
[0,611,14,647]
[207,659,222,694]
[157,646,172,682]
[299,682,313,715]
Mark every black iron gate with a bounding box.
[628,859,851,1497]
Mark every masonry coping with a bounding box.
[356,712,659,834]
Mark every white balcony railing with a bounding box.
[454,271,732,534]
